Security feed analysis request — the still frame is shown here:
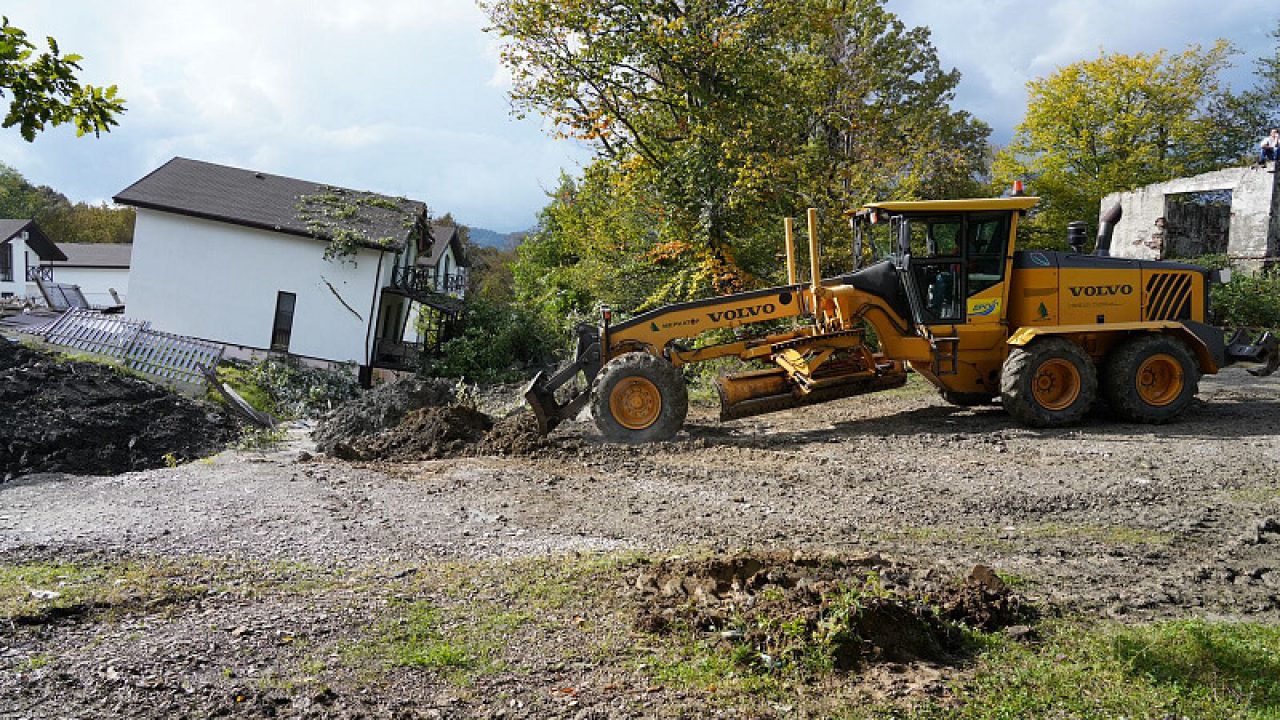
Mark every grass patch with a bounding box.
[904,619,1280,719]
[342,599,525,684]
[0,556,355,624]
[0,560,207,622]
[210,362,274,414]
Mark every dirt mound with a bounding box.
[472,412,551,456]
[0,340,238,481]
[633,551,1032,671]
[330,405,493,461]
[935,564,1035,631]
[312,377,457,455]
[315,372,556,461]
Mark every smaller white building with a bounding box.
[47,243,131,307]
[402,222,470,345]
[0,219,66,301]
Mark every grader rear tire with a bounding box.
[591,352,688,443]
[1103,335,1199,424]
[1000,337,1097,428]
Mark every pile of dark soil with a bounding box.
[330,405,493,461]
[633,551,1032,671]
[316,376,555,461]
[312,377,457,456]
[472,411,551,456]
[0,341,238,481]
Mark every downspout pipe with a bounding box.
[361,250,386,387]
[1095,203,1123,256]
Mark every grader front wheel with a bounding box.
[591,352,688,443]
[1001,338,1097,427]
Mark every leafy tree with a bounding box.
[36,201,135,243]
[992,42,1250,247]
[0,161,133,242]
[487,0,988,318]
[0,16,124,140]
[0,161,66,217]
[1255,21,1280,128]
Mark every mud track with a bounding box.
[2,369,1278,717]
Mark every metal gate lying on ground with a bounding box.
[29,309,225,389]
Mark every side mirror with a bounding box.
[1211,268,1232,285]
[896,218,911,257]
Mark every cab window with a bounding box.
[907,217,963,323]
[966,214,1008,297]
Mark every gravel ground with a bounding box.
[2,368,1278,717]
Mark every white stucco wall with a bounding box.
[0,235,35,299]
[127,209,397,364]
[49,267,130,306]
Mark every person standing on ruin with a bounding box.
[1262,127,1280,165]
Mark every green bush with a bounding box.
[1211,267,1280,330]
[213,358,360,419]
[421,296,561,383]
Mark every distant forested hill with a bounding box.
[466,226,517,248]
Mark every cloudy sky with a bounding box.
[1,1,1275,232]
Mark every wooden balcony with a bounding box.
[390,266,467,299]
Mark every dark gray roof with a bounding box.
[0,219,67,261]
[49,242,132,268]
[423,222,470,268]
[113,157,427,252]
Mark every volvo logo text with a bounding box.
[1069,284,1133,297]
[708,303,776,322]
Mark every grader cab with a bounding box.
[526,197,1277,442]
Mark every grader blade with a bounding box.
[524,323,603,435]
[716,362,907,421]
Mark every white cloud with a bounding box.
[0,0,1272,231]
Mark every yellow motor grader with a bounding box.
[526,197,1277,442]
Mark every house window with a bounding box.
[0,241,12,282]
[271,291,297,352]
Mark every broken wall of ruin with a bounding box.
[1100,164,1278,270]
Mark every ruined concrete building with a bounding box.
[1101,164,1279,271]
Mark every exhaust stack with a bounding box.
[1095,203,1122,256]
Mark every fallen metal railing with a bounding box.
[30,309,225,388]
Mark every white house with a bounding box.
[47,243,131,307]
[0,219,66,301]
[115,157,449,380]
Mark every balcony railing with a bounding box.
[26,265,53,282]
[390,266,467,298]
[372,337,424,371]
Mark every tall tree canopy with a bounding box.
[0,16,124,141]
[485,0,988,320]
[0,162,133,243]
[992,41,1253,246]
